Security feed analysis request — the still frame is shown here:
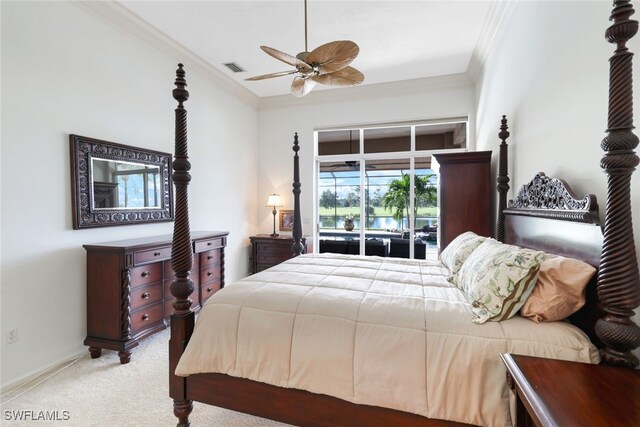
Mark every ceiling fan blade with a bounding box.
[291,76,316,97]
[306,40,359,74]
[261,46,311,71]
[310,66,364,87]
[245,70,298,81]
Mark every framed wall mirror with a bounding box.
[70,134,173,229]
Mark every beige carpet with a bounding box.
[1,329,290,426]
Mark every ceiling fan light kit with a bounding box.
[245,0,364,97]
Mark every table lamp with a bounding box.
[266,194,282,237]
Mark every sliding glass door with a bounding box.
[316,119,466,260]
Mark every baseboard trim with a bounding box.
[0,350,86,398]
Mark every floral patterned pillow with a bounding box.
[457,239,545,324]
[440,231,487,277]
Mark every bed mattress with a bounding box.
[175,253,599,426]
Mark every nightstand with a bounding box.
[500,353,640,427]
[249,234,307,273]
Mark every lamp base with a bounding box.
[270,233,279,237]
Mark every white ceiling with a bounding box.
[119,1,497,98]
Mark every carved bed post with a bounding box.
[496,115,510,242]
[596,0,640,368]
[169,64,194,426]
[291,133,304,256]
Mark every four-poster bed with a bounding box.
[167,1,640,426]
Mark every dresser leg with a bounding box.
[118,350,132,364]
[88,346,102,359]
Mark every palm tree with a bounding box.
[381,173,436,230]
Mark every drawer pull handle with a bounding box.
[206,287,212,293]
[207,255,213,260]
[207,242,212,246]
[207,271,213,276]
[141,271,150,278]
[142,314,150,321]
[141,292,150,299]
[154,251,161,256]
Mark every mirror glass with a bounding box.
[91,158,161,209]
[70,135,174,229]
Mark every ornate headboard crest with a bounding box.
[505,172,599,223]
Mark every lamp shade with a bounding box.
[266,194,282,207]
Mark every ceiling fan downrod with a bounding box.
[304,0,308,53]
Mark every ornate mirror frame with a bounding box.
[69,134,174,229]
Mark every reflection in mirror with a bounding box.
[70,134,173,229]
[91,158,161,209]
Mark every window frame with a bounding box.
[314,117,469,258]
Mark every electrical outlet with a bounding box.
[7,328,18,344]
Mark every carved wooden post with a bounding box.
[596,0,640,368]
[291,133,304,256]
[496,115,510,242]
[169,64,194,426]
[119,269,132,364]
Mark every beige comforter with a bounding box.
[176,253,599,426]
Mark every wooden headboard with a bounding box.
[502,173,604,346]
[504,173,601,266]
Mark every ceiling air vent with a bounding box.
[223,62,245,73]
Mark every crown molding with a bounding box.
[258,73,474,109]
[73,1,510,109]
[467,0,518,82]
[73,1,260,108]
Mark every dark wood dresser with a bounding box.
[433,151,492,251]
[250,234,306,273]
[501,353,640,427]
[83,231,228,363]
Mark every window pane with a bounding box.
[318,161,361,255]
[364,127,410,154]
[413,156,438,260]
[416,122,466,150]
[365,159,410,256]
[318,129,358,156]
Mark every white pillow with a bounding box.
[457,239,545,324]
[440,231,487,276]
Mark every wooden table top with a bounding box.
[501,353,640,427]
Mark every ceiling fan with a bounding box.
[245,0,364,97]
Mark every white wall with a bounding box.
[475,1,640,358]
[257,76,477,242]
[1,2,258,388]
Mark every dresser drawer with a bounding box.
[129,263,163,288]
[201,282,221,305]
[131,302,164,333]
[256,242,292,255]
[195,237,225,253]
[200,249,221,266]
[130,282,163,310]
[200,265,221,284]
[256,253,291,264]
[134,246,171,265]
